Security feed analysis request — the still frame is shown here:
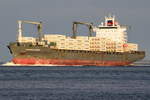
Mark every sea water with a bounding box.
[0,66,150,100]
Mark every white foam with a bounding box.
[2,62,21,66]
[1,61,81,66]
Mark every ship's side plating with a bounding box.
[8,42,145,66]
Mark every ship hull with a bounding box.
[8,42,145,66]
[12,58,131,66]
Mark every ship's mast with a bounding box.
[17,20,43,42]
[72,21,94,38]
[17,20,23,42]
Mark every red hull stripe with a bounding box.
[12,58,131,66]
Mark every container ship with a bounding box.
[8,15,145,66]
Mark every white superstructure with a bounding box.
[94,15,127,43]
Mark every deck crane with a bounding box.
[17,20,43,42]
[72,21,94,38]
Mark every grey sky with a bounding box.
[0,0,150,61]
